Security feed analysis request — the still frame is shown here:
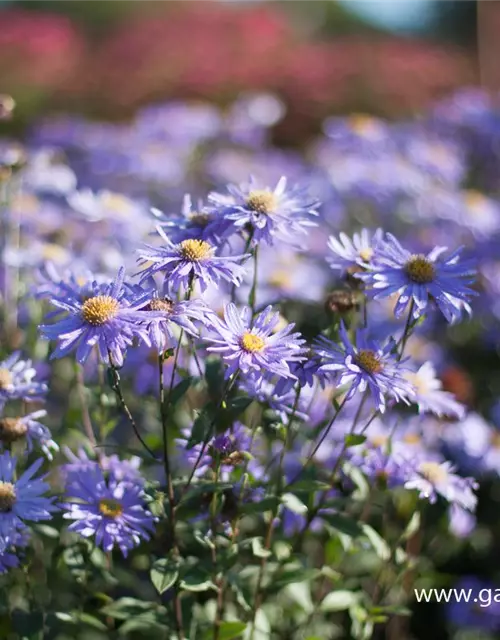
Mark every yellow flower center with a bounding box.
[240,332,265,353]
[358,248,373,262]
[180,239,213,261]
[355,349,383,374]
[0,482,16,512]
[464,189,486,210]
[0,368,13,390]
[101,192,132,214]
[370,434,388,448]
[81,295,120,326]
[405,255,436,284]
[419,461,447,484]
[246,190,277,215]
[491,432,500,449]
[98,498,124,519]
[0,418,28,444]
[146,298,175,313]
[403,433,421,445]
[348,113,379,135]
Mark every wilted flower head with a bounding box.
[0,410,58,459]
[208,176,319,246]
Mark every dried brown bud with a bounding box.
[325,290,362,315]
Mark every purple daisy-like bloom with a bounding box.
[315,323,415,413]
[403,362,465,419]
[153,194,232,244]
[0,410,58,460]
[0,452,57,546]
[61,447,145,487]
[350,447,414,489]
[405,460,478,510]
[62,465,156,557]
[39,267,162,366]
[208,176,319,246]
[0,352,48,410]
[206,303,306,380]
[137,226,249,294]
[177,422,253,478]
[326,229,384,274]
[0,530,29,574]
[140,294,213,353]
[360,234,477,323]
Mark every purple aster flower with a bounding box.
[0,530,29,574]
[39,267,162,366]
[177,423,253,478]
[361,234,477,323]
[315,323,415,413]
[446,577,500,632]
[326,229,384,274]
[153,194,232,244]
[137,226,249,294]
[0,352,48,410]
[139,294,213,353]
[403,362,465,419]
[62,465,156,556]
[350,447,413,489]
[206,303,306,380]
[448,504,476,538]
[208,176,319,246]
[405,460,478,510]
[240,376,310,423]
[61,447,145,487]
[0,410,58,459]
[0,452,57,545]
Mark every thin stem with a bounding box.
[107,356,158,460]
[249,244,259,315]
[249,390,301,640]
[75,364,97,449]
[159,352,185,640]
[231,232,253,304]
[182,373,239,496]
[285,395,348,489]
[397,300,416,360]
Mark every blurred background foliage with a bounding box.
[0,0,479,143]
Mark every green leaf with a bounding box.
[101,598,157,620]
[188,412,213,448]
[239,496,280,514]
[150,558,179,594]
[167,377,194,406]
[203,621,247,640]
[286,480,330,491]
[344,434,367,447]
[227,396,253,416]
[251,537,271,558]
[180,569,217,592]
[321,590,360,612]
[321,513,364,537]
[361,524,391,561]
[281,493,308,515]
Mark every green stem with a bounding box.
[249,244,259,315]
